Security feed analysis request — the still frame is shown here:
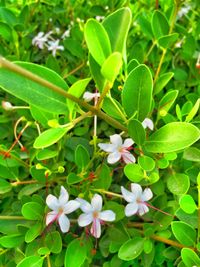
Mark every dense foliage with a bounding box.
[0,0,200,266]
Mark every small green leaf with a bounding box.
[17,256,44,267]
[93,163,112,190]
[179,195,197,214]
[75,145,90,170]
[101,52,122,83]
[84,19,111,66]
[34,127,71,149]
[0,178,12,193]
[144,122,200,153]
[0,234,24,248]
[67,172,84,185]
[122,64,153,121]
[22,202,44,220]
[64,239,87,267]
[154,72,174,95]
[158,90,178,117]
[151,10,169,39]
[102,97,125,120]
[127,59,140,74]
[45,231,62,254]
[118,237,144,261]
[128,119,146,145]
[25,222,42,243]
[138,156,155,171]
[181,248,200,267]
[124,164,144,182]
[167,173,190,195]
[185,98,200,122]
[171,221,196,246]
[36,149,58,160]
[158,33,179,49]
[183,147,200,162]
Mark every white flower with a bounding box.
[98,134,135,164]
[62,29,71,39]
[177,5,191,19]
[47,39,64,57]
[83,91,100,102]
[95,16,105,21]
[77,194,115,238]
[142,118,154,130]
[32,31,52,49]
[2,101,13,110]
[46,186,80,233]
[121,183,153,217]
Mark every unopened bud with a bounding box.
[2,101,13,110]
[58,166,65,173]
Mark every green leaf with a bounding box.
[181,248,200,267]
[185,98,200,122]
[17,256,44,267]
[0,22,12,41]
[103,7,132,57]
[179,195,197,214]
[25,222,42,243]
[158,90,178,117]
[0,234,24,248]
[0,62,68,114]
[67,172,84,185]
[118,237,144,261]
[127,59,140,74]
[151,10,169,39]
[34,127,71,149]
[128,119,146,145]
[93,163,112,190]
[102,97,125,120]
[124,164,144,182]
[167,173,190,195]
[154,72,174,95]
[171,222,196,246]
[45,231,62,254]
[144,122,200,153]
[18,184,45,199]
[75,145,90,170]
[22,202,44,220]
[67,78,91,117]
[84,18,111,66]
[122,64,153,121]
[0,178,12,193]
[158,33,179,49]
[30,105,55,127]
[89,54,106,92]
[64,239,87,267]
[183,147,200,162]
[138,156,155,171]
[101,52,123,83]
[36,149,58,160]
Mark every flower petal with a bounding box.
[58,186,69,205]
[46,194,59,211]
[78,213,93,227]
[63,200,80,214]
[138,203,149,216]
[131,183,143,199]
[98,143,116,153]
[83,92,94,102]
[99,210,116,222]
[121,186,135,202]
[142,188,153,202]
[76,198,92,213]
[123,138,134,148]
[46,211,58,225]
[91,219,101,238]
[58,214,70,233]
[142,118,154,130]
[122,152,136,164]
[125,202,139,217]
[107,151,121,164]
[91,194,102,211]
[110,134,122,146]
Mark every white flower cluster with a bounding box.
[46,184,153,237]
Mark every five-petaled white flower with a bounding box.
[121,183,153,216]
[46,186,80,233]
[47,39,64,57]
[98,134,135,164]
[142,118,154,131]
[32,31,52,49]
[83,91,100,102]
[77,194,115,238]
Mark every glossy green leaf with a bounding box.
[118,237,144,261]
[158,90,178,117]
[154,72,174,95]
[34,127,70,149]
[171,221,196,246]
[167,173,190,195]
[0,62,68,114]
[93,163,112,190]
[103,7,132,57]
[75,145,90,170]
[138,156,155,171]
[185,98,200,122]
[122,64,153,121]
[45,231,62,254]
[67,172,84,185]
[101,52,122,83]
[0,178,12,193]
[22,202,44,220]
[0,21,12,41]
[183,147,200,162]
[84,18,111,66]
[18,184,45,199]
[158,33,179,48]
[17,256,44,267]
[144,122,200,153]
[0,234,24,248]
[179,195,197,214]
[124,164,144,182]
[89,54,106,92]
[151,10,169,39]
[64,238,87,267]
[102,97,125,120]
[25,222,42,243]
[30,105,55,127]
[127,59,140,74]
[36,149,58,160]
[181,248,200,267]
[128,119,146,145]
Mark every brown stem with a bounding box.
[63,61,85,79]
[11,180,38,186]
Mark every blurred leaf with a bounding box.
[183,147,200,162]
[128,119,146,145]
[22,202,44,220]
[181,248,200,267]
[151,10,169,39]
[167,173,190,195]
[16,256,44,267]
[118,237,144,261]
[179,195,197,214]
[101,52,122,83]
[64,239,87,267]
[154,72,174,95]
[171,221,196,246]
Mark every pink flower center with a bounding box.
[93,211,99,219]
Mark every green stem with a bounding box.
[0,57,127,132]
